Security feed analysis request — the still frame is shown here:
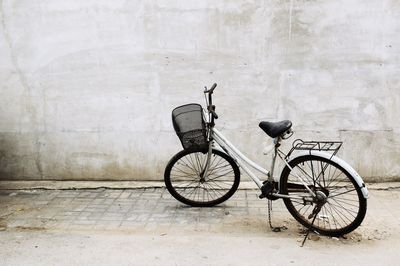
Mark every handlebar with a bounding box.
[210,83,217,92]
[204,83,218,121]
[204,83,217,94]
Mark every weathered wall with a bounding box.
[0,0,399,181]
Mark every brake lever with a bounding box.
[208,105,218,119]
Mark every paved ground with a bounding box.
[0,186,399,265]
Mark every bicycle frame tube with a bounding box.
[201,90,315,201]
[212,128,267,188]
[211,128,315,200]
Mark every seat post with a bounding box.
[268,137,281,182]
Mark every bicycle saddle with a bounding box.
[259,120,292,138]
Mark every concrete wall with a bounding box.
[0,0,399,181]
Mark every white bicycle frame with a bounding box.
[207,126,369,200]
[207,127,315,200]
[212,128,270,188]
[201,89,369,200]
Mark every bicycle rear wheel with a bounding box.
[164,148,240,207]
[280,155,367,236]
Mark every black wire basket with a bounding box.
[172,103,208,150]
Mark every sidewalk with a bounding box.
[0,184,399,265]
[0,187,283,233]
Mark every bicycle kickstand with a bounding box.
[301,205,321,247]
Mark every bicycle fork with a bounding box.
[199,142,213,182]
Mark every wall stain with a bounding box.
[0,0,43,178]
[221,5,256,27]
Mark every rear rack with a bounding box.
[286,139,342,159]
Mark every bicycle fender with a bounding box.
[287,150,369,199]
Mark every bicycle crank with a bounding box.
[259,180,279,200]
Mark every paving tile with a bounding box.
[120,221,145,229]
[0,187,398,235]
[53,215,75,221]
[71,219,97,226]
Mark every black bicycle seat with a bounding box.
[259,120,292,138]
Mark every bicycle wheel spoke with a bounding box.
[329,202,358,217]
[330,196,360,205]
[317,161,328,187]
[194,153,203,173]
[327,169,346,188]
[298,204,312,217]
[292,163,324,189]
[190,153,202,174]
[207,169,234,181]
[200,183,220,200]
[183,155,200,174]
[171,165,197,177]
[206,179,230,191]
[207,163,231,176]
[325,204,340,229]
[292,165,314,184]
[203,182,224,198]
[166,149,239,206]
[282,156,366,236]
[208,156,223,171]
[171,179,198,190]
[329,188,357,198]
[329,198,359,214]
[305,160,328,189]
[308,160,316,187]
[181,186,199,200]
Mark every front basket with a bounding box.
[172,103,208,150]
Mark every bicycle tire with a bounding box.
[280,155,367,236]
[164,148,240,207]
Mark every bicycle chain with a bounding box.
[267,199,285,232]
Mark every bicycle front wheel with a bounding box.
[164,148,240,207]
[280,155,367,236]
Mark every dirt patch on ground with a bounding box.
[297,227,390,246]
[13,226,47,231]
[0,218,7,231]
[211,214,391,246]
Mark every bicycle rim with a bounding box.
[164,149,240,207]
[280,155,367,236]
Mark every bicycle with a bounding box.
[164,83,368,238]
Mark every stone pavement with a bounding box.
[0,188,288,233]
[1,186,400,266]
[0,185,399,239]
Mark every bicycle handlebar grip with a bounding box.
[204,83,217,93]
[210,83,217,92]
